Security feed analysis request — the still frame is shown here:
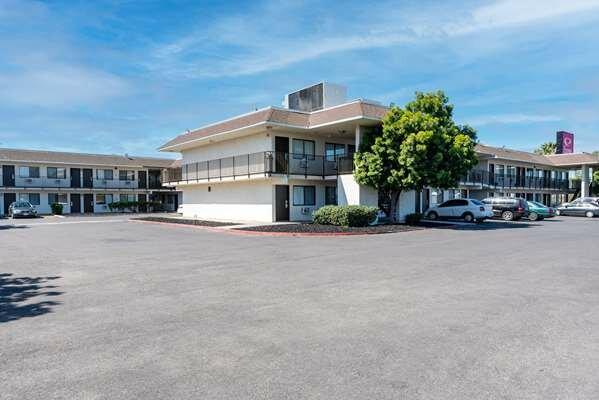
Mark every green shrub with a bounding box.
[313,205,377,227]
[50,202,63,215]
[108,201,140,212]
[404,213,422,225]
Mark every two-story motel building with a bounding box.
[1,148,179,216]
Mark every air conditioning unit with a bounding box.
[301,207,311,215]
[25,178,32,183]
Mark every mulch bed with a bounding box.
[234,223,429,234]
[132,216,237,227]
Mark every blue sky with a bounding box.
[1,0,598,158]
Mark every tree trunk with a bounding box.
[388,190,401,223]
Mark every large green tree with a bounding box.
[534,142,557,155]
[353,91,478,221]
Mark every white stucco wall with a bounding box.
[182,132,272,164]
[337,174,378,207]
[181,180,273,222]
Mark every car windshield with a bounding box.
[470,199,483,205]
[14,201,32,208]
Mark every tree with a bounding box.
[534,142,557,155]
[353,91,478,222]
[592,170,599,196]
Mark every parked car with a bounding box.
[8,201,38,218]
[556,199,599,218]
[425,198,493,223]
[526,201,555,221]
[481,197,529,221]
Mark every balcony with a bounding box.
[93,179,138,189]
[14,177,70,188]
[163,151,355,184]
[460,170,575,192]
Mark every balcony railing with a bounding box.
[2,177,168,191]
[459,170,575,191]
[163,152,576,193]
[163,151,355,183]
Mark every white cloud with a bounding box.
[466,113,562,126]
[146,0,599,78]
[0,63,130,108]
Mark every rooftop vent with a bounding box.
[283,82,347,112]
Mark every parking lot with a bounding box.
[2,215,599,399]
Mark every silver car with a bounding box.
[8,201,38,218]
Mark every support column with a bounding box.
[581,164,590,198]
[355,124,362,150]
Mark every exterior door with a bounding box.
[83,193,94,213]
[138,171,147,189]
[70,193,81,213]
[70,168,81,188]
[275,185,289,221]
[138,193,147,212]
[4,193,16,215]
[274,136,289,173]
[2,165,15,187]
[82,169,93,188]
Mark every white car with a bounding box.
[426,198,493,223]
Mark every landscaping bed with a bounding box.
[234,223,428,234]
[132,216,237,227]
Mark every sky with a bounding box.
[1,0,598,158]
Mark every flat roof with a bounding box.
[159,100,389,151]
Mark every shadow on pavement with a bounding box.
[0,273,62,323]
[0,225,29,230]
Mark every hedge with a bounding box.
[108,200,162,212]
[50,202,63,215]
[313,205,378,227]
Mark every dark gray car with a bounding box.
[8,201,38,218]
[556,199,599,218]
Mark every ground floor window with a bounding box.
[18,193,40,205]
[325,186,337,205]
[120,194,136,202]
[96,194,113,205]
[48,193,68,204]
[293,185,315,206]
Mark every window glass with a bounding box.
[96,194,114,205]
[293,186,316,206]
[325,143,345,161]
[47,167,66,179]
[470,199,483,205]
[291,139,316,160]
[120,194,135,202]
[325,186,337,205]
[97,169,114,180]
[48,193,67,204]
[119,170,135,181]
[19,166,40,178]
[28,193,40,205]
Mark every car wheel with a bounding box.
[529,212,538,221]
[427,211,438,220]
[502,210,514,221]
[462,213,474,223]
[586,211,595,218]
[555,209,561,216]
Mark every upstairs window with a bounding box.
[292,139,315,160]
[325,143,345,161]
[96,169,114,180]
[119,170,135,181]
[47,167,66,179]
[19,166,40,178]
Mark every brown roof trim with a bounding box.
[159,100,389,151]
[0,148,177,168]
